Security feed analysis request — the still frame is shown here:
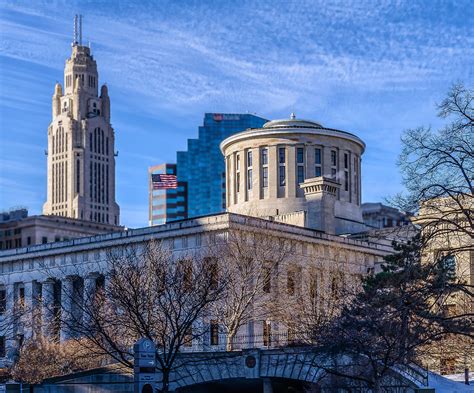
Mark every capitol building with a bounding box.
[0,19,393,368]
[0,109,393,365]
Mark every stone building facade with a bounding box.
[42,18,120,225]
[0,213,390,367]
[414,197,474,374]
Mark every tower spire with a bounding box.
[72,14,83,46]
[73,14,78,45]
[79,15,83,46]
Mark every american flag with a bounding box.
[152,174,178,189]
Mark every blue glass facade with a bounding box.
[148,164,187,226]
[177,113,268,218]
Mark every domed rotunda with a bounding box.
[220,114,367,234]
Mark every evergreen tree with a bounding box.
[314,234,472,392]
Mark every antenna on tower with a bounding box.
[79,15,83,45]
[73,15,78,45]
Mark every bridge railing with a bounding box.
[179,331,313,353]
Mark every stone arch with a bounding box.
[167,349,423,392]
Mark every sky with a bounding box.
[0,0,473,228]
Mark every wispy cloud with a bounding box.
[0,0,473,226]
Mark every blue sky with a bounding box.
[0,1,473,228]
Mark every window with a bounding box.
[204,257,218,290]
[262,167,268,188]
[76,159,81,194]
[261,148,268,165]
[42,237,48,244]
[315,148,322,177]
[287,269,295,296]
[247,150,252,190]
[17,334,24,348]
[19,286,25,309]
[0,336,5,358]
[296,147,304,164]
[297,166,305,184]
[261,148,268,188]
[278,147,286,186]
[296,147,305,184]
[331,150,337,166]
[236,154,240,193]
[315,148,322,165]
[263,266,271,293]
[210,320,219,345]
[247,150,253,167]
[344,153,350,192]
[182,260,193,291]
[247,169,252,190]
[0,289,6,314]
[263,321,272,347]
[279,165,286,186]
[279,147,285,164]
[27,237,31,246]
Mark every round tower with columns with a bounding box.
[220,114,367,234]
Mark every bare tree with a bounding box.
[11,335,104,384]
[394,83,474,374]
[55,239,226,393]
[213,229,291,350]
[396,83,473,246]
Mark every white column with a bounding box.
[5,284,16,359]
[83,272,99,329]
[41,279,55,338]
[31,281,42,339]
[60,276,74,342]
[22,281,34,339]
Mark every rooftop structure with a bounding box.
[361,202,411,229]
[0,211,123,251]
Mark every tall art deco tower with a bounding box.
[43,16,120,225]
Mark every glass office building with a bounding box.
[148,164,187,226]
[177,113,268,218]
